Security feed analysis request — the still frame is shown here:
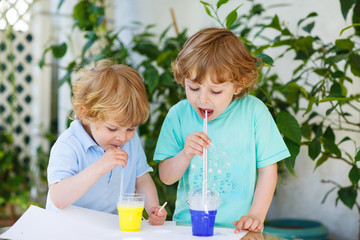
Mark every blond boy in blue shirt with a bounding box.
[46,59,166,225]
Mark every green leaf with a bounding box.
[302,22,315,33]
[349,54,360,77]
[335,39,354,50]
[200,1,210,6]
[143,65,159,95]
[325,53,348,65]
[339,0,356,20]
[301,123,312,139]
[349,165,360,185]
[339,136,351,144]
[323,126,335,142]
[325,104,338,116]
[297,12,318,26]
[82,32,98,57]
[309,138,321,160]
[315,154,329,170]
[276,111,301,145]
[305,96,316,114]
[338,186,357,209]
[159,72,175,87]
[332,70,345,78]
[51,42,67,58]
[216,0,229,9]
[156,51,173,66]
[256,53,274,67]
[329,82,345,98]
[294,36,315,59]
[73,1,93,31]
[57,0,65,10]
[225,8,239,29]
[321,138,342,157]
[355,149,360,162]
[133,42,160,59]
[281,27,292,36]
[283,138,300,177]
[267,15,281,31]
[200,2,212,18]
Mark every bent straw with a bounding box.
[203,110,208,213]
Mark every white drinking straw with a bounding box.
[118,146,125,197]
[203,110,208,213]
[120,166,124,196]
[158,201,168,213]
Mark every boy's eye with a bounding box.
[127,128,135,132]
[107,127,117,131]
[211,90,222,94]
[189,86,199,91]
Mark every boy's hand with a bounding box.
[233,215,263,233]
[183,132,211,160]
[148,205,167,225]
[98,148,128,175]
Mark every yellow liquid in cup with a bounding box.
[117,206,144,232]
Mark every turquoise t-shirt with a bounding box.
[154,95,290,227]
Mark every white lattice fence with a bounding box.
[0,29,34,161]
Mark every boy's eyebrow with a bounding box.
[105,122,120,127]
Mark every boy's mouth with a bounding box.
[198,107,214,118]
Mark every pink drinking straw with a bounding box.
[203,110,208,213]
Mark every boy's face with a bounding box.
[185,75,242,121]
[83,120,136,151]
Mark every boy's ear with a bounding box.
[79,106,88,124]
[234,85,243,95]
[234,78,246,95]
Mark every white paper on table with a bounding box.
[0,205,248,240]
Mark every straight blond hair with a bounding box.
[72,59,149,127]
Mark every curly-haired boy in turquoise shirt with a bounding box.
[154,28,290,233]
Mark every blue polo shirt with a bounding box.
[46,120,152,214]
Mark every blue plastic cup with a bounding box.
[190,209,217,237]
[188,189,219,237]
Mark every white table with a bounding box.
[0,205,249,240]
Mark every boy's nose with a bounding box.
[199,91,209,103]
[116,133,127,142]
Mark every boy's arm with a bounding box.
[49,160,104,209]
[135,172,159,214]
[49,148,128,209]
[136,172,167,225]
[234,163,278,232]
[158,131,211,185]
[249,163,278,221]
[158,150,191,185]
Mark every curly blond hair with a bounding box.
[172,28,261,98]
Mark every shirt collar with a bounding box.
[70,120,103,152]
